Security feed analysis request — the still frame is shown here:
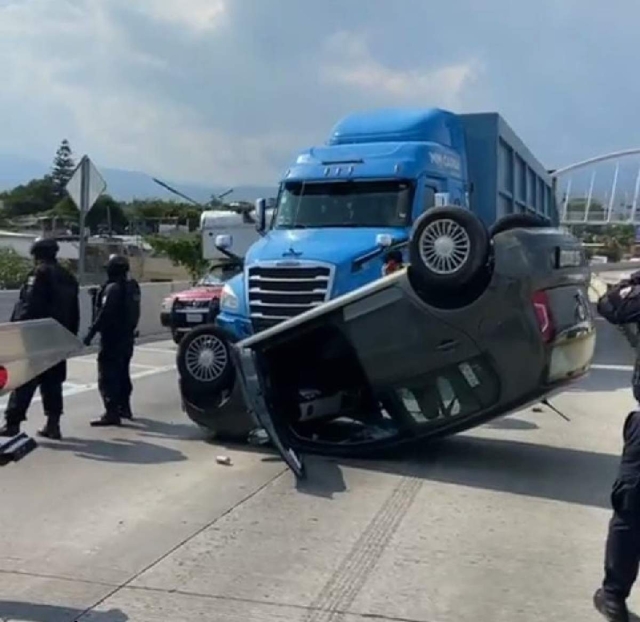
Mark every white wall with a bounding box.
[0,281,191,339]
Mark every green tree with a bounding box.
[86,195,129,234]
[0,248,31,290]
[1,177,56,216]
[49,196,80,221]
[146,233,208,282]
[51,139,76,202]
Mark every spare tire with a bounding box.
[177,324,235,397]
[489,213,551,238]
[409,206,490,289]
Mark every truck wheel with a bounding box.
[177,324,235,396]
[409,206,489,289]
[489,213,551,238]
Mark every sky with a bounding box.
[0,0,638,187]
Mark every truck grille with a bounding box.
[247,262,334,332]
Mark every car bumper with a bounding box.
[161,308,219,332]
[215,313,254,340]
[546,328,596,384]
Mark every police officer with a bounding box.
[594,406,640,622]
[0,237,79,440]
[595,271,640,621]
[83,254,140,426]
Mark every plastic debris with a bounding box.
[216,455,232,465]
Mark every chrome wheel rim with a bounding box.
[185,334,228,382]
[419,219,471,275]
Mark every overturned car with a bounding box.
[176,207,596,475]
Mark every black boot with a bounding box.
[0,422,20,437]
[90,411,121,427]
[594,588,629,622]
[120,404,133,420]
[38,416,62,440]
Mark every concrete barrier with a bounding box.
[0,260,633,340]
[0,281,191,340]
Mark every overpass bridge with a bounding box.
[553,148,640,226]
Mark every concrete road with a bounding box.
[0,318,639,622]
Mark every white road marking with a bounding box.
[136,346,177,355]
[591,363,634,371]
[71,357,162,371]
[0,364,176,408]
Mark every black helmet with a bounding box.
[105,254,129,277]
[30,237,59,260]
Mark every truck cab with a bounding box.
[215,107,557,341]
[216,108,474,339]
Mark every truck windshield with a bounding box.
[273,180,413,229]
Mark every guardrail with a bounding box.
[0,281,191,341]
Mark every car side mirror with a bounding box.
[255,198,266,234]
[215,234,233,250]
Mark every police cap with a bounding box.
[30,237,59,259]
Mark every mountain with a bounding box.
[0,153,277,203]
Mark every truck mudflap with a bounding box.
[229,343,306,479]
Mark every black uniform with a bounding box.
[1,238,79,440]
[595,272,640,622]
[84,255,140,426]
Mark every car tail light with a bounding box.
[0,366,8,391]
[532,290,555,343]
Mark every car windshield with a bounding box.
[273,180,414,229]
[197,274,223,286]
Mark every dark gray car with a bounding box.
[176,207,595,477]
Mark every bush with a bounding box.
[145,233,209,282]
[0,248,31,289]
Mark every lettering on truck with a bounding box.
[429,152,461,173]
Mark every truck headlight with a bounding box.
[220,284,239,311]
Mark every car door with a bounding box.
[229,343,306,479]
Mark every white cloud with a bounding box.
[124,0,227,34]
[1,0,640,188]
[320,31,482,110]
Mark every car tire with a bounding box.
[489,213,551,238]
[176,324,235,396]
[408,206,490,289]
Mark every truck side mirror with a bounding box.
[255,198,267,234]
[376,234,393,247]
[215,234,233,250]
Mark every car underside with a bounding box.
[175,207,596,475]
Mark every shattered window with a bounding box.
[395,357,499,425]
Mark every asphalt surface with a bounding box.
[1,309,639,621]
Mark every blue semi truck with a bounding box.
[213,107,558,341]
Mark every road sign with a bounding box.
[65,155,106,213]
[65,155,107,285]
